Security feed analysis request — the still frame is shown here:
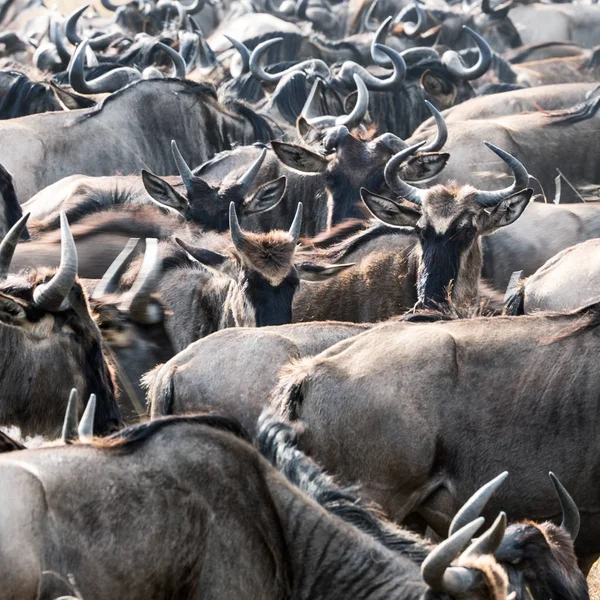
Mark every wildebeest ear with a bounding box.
[49,82,97,110]
[296,115,314,140]
[272,141,328,174]
[142,170,189,213]
[296,262,355,281]
[420,70,456,108]
[401,152,450,183]
[360,188,421,227]
[175,238,228,267]
[243,176,287,215]
[479,188,533,232]
[0,430,25,453]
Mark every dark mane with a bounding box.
[301,218,369,248]
[268,71,314,126]
[221,96,273,142]
[92,412,251,450]
[256,414,433,564]
[546,87,600,125]
[505,41,584,65]
[0,72,57,119]
[550,300,600,340]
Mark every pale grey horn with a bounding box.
[301,79,325,121]
[92,238,143,300]
[449,471,508,536]
[34,212,78,311]
[224,35,250,75]
[288,203,303,242]
[171,140,203,196]
[383,141,427,205]
[101,0,121,11]
[460,512,507,558]
[337,44,406,91]
[249,37,330,83]
[237,148,267,193]
[549,472,580,541]
[78,394,96,441]
[422,518,484,592]
[442,26,492,80]
[420,100,448,152]
[69,40,141,94]
[396,1,427,37]
[371,16,392,66]
[65,5,121,49]
[363,0,380,32]
[0,213,29,280]
[476,141,530,207]
[119,238,163,325]
[61,388,80,444]
[153,41,187,78]
[229,201,246,252]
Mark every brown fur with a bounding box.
[456,555,509,600]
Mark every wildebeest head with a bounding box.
[0,213,121,438]
[142,142,286,232]
[271,98,449,225]
[361,141,532,310]
[177,203,351,326]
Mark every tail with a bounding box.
[269,358,313,421]
[142,363,176,417]
[502,270,525,316]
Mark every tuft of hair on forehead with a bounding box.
[456,554,509,600]
[233,230,298,286]
[535,521,580,572]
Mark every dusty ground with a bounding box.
[590,562,600,600]
[56,0,111,14]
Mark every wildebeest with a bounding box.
[0,212,121,437]
[0,412,511,600]
[272,303,600,566]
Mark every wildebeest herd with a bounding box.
[1,0,600,597]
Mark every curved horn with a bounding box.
[237,148,267,193]
[442,26,492,80]
[119,238,163,324]
[420,100,448,152]
[461,512,507,558]
[171,140,204,197]
[178,0,204,14]
[363,0,380,32]
[396,1,427,37]
[549,472,580,541]
[78,394,96,441]
[101,0,121,11]
[475,141,530,207]
[371,16,392,66]
[449,471,508,536]
[288,202,303,243]
[153,41,187,78]
[224,35,250,75]
[338,44,406,91]
[383,141,427,205]
[92,238,142,300]
[0,213,29,280]
[33,212,78,311]
[229,201,246,252]
[422,518,484,592]
[65,5,121,50]
[249,37,330,83]
[69,40,141,94]
[295,0,309,19]
[61,388,80,444]
[400,46,440,66]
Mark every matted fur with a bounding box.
[456,555,509,600]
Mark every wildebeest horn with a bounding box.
[481,0,513,14]
[93,238,143,299]
[475,142,529,207]
[421,518,484,593]
[237,148,267,193]
[65,5,121,50]
[178,0,205,14]
[400,46,440,66]
[384,141,427,205]
[288,203,303,243]
[420,100,447,152]
[338,44,406,91]
[265,0,296,17]
[119,238,163,324]
[371,17,392,66]
[461,512,507,558]
[229,201,246,252]
[153,41,187,79]
[363,0,380,32]
[224,35,250,75]
[78,394,96,441]
[304,75,368,130]
[549,472,580,541]
[61,388,80,444]
[101,0,121,11]
[0,213,29,280]
[448,471,508,536]
[33,212,78,311]
[442,26,492,80]
[249,37,330,83]
[171,140,203,197]
[396,1,427,37]
[69,40,141,94]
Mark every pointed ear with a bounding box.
[175,237,228,266]
[296,115,314,140]
[360,188,421,227]
[296,262,355,281]
[243,176,287,215]
[50,82,97,110]
[479,189,532,232]
[401,152,449,183]
[272,141,328,174]
[142,170,189,213]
